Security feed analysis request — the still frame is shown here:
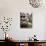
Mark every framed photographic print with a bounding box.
[20,12,32,28]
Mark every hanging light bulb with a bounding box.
[29,0,43,8]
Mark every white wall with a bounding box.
[44,15,46,40]
[0,0,46,40]
[33,9,46,40]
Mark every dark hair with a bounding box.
[34,35,36,37]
